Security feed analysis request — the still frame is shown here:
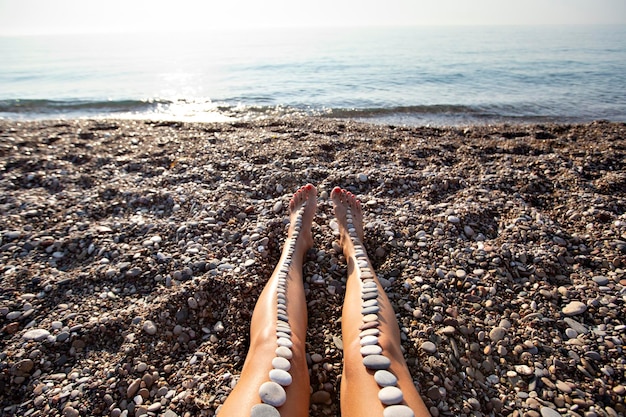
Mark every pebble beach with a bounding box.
[0,117,625,417]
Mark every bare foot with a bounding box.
[330,187,364,259]
[288,184,317,255]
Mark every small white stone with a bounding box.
[272,356,291,371]
[360,335,379,346]
[275,346,293,359]
[420,341,437,354]
[540,407,562,417]
[269,369,292,386]
[383,405,415,417]
[251,404,281,417]
[277,337,293,348]
[374,370,398,387]
[562,301,587,316]
[360,344,383,356]
[142,321,157,335]
[378,386,404,405]
[259,381,287,407]
[22,329,50,341]
[489,326,507,342]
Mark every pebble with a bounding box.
[361,344,383,356]
[440,326,456,335]
[592,275,609,285]
[275,346,293,359]
[556,380,572,393]
[564,318,588,334]
[269,369,292,386]
[420,341,437,353]
[489,326,507,342]
[363,354,391,370]
[273,201,283,213]
[540,407,562,417]
[374,370,398,387]
[311,390,331,404]
[272,357,291,371]
[22,329,50,341]
[258,381,287,407]
[360,335,379,346]
[562,301,587,316]
[251,404,280,417]
[142,321,157,335]
[378,386,404,405]
[383,405,415,417]
[63,406,79,417]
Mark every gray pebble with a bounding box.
[363,354,391,370]
[489,326,507,342]
[378,386,404,405]
[362,306,380,315]
[359,328,380,337]
[363,299,379,307]
[56,331,70,342]
[564,318,588,334]
[259,381,287,407]
[420,341,437,353]
[269,369,292,386]
[360,335,379,346]
[374,370,398,387]
[540,407,562,417]
[22,329,50,341]
[142,320,157,335]
[251,404,280,417]
[592,275,609,285]
[277,337,293,348]
[362,291,378,301]
[272,357,291,371]
[383,405,415,417]
[360,344,383,356]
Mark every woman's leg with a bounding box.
[218,184,317,417]
[332,187,430,417]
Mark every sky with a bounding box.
[0,0,625,35]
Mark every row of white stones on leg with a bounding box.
[251,206,305,417]
[347,208,415,417]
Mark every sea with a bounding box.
[1,25,625,126]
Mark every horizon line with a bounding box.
[2,22,625,37]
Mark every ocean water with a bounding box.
[1,25,625,125]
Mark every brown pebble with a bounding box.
[127,378,141,398]
[310,390,331,404]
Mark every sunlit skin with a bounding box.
[220,185,430,416]
[331,187,431,417]
[218,184,316,417]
